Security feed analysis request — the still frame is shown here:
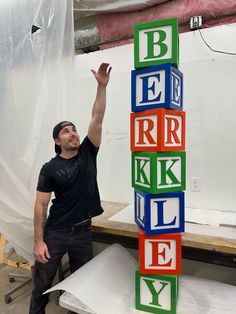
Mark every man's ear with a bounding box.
[54,138,61,145]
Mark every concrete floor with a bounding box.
[0,262,68,314]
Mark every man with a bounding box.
[29,63,112,313]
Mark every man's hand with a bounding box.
[33,240,51,264]
[91,63,112,87]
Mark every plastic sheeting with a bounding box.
[46,244,138,314]
[0,0,74,264]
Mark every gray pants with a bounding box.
[29,220,93,314]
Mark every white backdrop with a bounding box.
[73,23,236,213]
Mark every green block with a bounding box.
[134,18,179,69]
[136,269,179,313]
[131,151,186,194]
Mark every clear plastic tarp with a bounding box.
[0,0,74,264]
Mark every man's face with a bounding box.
[55,125,80,151]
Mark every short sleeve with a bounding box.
[81,136,99,156]
[36,164,53,192]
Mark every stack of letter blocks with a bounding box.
[131,18,186,313]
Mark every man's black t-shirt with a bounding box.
[37,136,103,228]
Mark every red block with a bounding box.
[130,108,185,152]
[139,229,182,274]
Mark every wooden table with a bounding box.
[92,201,236,267]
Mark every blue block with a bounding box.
[131,63,183,112]
[134,189,185,235]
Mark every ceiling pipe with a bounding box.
[73,0,171,53]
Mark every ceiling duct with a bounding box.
[74,14,99,53]
[73,0,169,53]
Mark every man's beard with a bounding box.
[65,142,80,151]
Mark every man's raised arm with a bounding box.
[88,63,112,148]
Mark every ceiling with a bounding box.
[73,0,236,54]
[73,0,169,53]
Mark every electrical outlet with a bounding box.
[190,16,202,30]
[191,178,201,192]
